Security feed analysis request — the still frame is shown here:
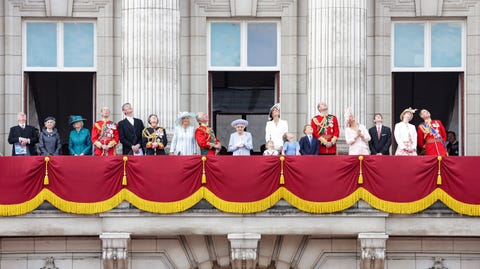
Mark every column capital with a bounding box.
[228,233,261,269]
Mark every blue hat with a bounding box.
[69,115,87,125]
[231,119,248,128]
[175,112,195,126]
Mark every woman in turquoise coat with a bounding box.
[68,115,92,156]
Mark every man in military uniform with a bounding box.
[417,109,447,156]
[195,112,221,156]
[91,106,119,156]
[311,101,339,155]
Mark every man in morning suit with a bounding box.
[368,113,391,155]
[118,103,145,155]
[8,112,39,156]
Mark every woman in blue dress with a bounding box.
[68,115,92,156]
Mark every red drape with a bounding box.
[0,155,479,215]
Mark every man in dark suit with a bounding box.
[368,113,391,155]
[8,112,39,156]
[299,124,319,155]
[118,103,145,155]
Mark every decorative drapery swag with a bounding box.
[0,155,478,216]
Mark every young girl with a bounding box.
[263,140,278,156]
[282,132,301,156]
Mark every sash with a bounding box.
[312,115,332,136]
[421,122,445,145]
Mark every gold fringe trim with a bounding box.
[125,188,204,213]
[44,189,124,214]
[203,188,282,214]
[360,188,438,214]
[437,188,480,216]
[283,187,361,213]
[0,190,46,216]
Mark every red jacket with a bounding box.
[195,124,219,156]
[311,114,339,155]
[417,120,447,156]
[91,120,119,156]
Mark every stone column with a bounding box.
[0,2,5,156]
[307,0,367,127]
[228,233,261,269]
[122,0,180,129]
[100,232,131,269]
[358,233,388,269]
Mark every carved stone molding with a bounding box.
[41,257,59,269]
[415,0,444,16]
[228,233,261,269]
[358,233,389,269]
[100,232,130,269]
[194,0,294,17]
[378,0,479,14]
[8,0,46,13]
[8,0,110,16]
[429,257,448,269]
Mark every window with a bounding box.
[24,21,96,71]
[392,21,464,71]
[209,21,279,70]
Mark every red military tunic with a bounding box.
[417,120,447,156]
[91,120,119,156]
[195,124,220,156]
[311,114,339,155]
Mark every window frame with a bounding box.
[207,20,280,71]
[23,20,97,72]
[391,20,465,72]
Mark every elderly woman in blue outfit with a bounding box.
[228,119,253,156]
[68,115,92,156]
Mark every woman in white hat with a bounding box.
[265,103,288,153]
[228,119,253,156]
[394,107,417,155]
[170,112,197,155]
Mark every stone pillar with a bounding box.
[307,0,367,127]
[100,232,130,269]
[0,2,5,156]
[228,233,261,269]
[122,0,180,129]
[358,233,388,269]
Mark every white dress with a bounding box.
[265,119,288,151]
[170,125,197,155]
[345,124,371,155]
[228,132,253,156]
[394,122,417,156]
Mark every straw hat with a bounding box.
[399,107,417,121]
